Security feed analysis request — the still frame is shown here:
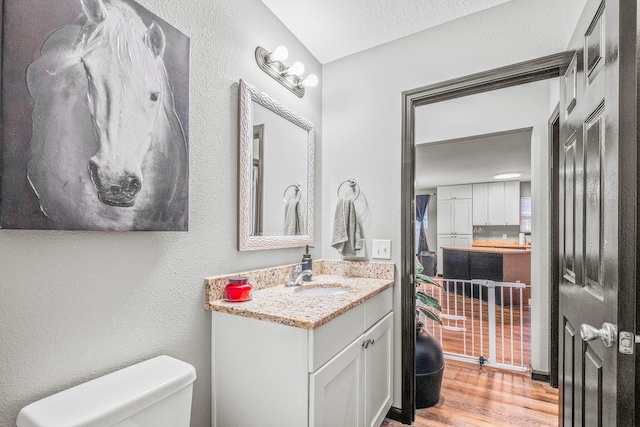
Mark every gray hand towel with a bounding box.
[284,200,302,235]
[331,199,362,256]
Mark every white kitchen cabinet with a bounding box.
[437,185,473,275]
[212,288,393,427]
[503,181,520,225]
[472,183,488,225]
[437,199,473,235]
[472,181,520,226]
[437,184,472,200]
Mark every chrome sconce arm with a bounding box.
[255,46,318,98]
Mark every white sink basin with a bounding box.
[295,286,349,296]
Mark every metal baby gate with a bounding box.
[418,278,529,372]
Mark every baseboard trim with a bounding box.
[531,370,551,383]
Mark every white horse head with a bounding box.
[26,0,188,230]
[79,0,167,207]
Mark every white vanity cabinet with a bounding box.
[310,312,393,427]
[212,287,393,427]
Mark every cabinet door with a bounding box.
[436,199,454,234]
[472,183,488,225]
[453,184,472,199]
[436,235,454,275]
[310,336,364,427]
[503,181,520,225]
[454,234,472,248]
[438,184,472,200]
[453,199,473,234]
[364,313,393,427]
[437,186,454,200]
[487,182,505,225]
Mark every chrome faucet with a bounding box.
[285,264,313,286]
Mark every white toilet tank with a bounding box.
[17,355,196,427]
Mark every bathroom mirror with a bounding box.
[238,79,314,251]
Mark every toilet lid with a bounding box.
[16,355,196,427]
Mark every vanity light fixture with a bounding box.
[494,173,521,179]
[255,45,319,98]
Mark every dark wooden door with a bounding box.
[558,1,637,425]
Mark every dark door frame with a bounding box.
[392,52,573,424]
[547,104,560,389]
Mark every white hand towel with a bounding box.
[331,199,362,256]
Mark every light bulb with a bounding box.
[300,74,318,88]
[285,61,305,76]
[268,46,288,62]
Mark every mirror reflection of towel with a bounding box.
[284,200,302,235]
[331,199,362,256]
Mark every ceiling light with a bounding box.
[494,173,521,179]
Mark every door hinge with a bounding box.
[618,331,640,355]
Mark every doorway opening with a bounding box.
[414,84,543,375]
[393,52,573,425]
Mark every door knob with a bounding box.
[580,322,617,348]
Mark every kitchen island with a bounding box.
[442,246,531,305]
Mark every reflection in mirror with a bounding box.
[252,124,264,235]
[282,183,304,235]
[238,79,314,251]
[252,102,308,236]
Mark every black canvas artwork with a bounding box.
[0,0,189,230]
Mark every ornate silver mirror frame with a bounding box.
[238,79,314,251]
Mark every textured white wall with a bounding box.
[0,1,321,426]
[322,0,584,407]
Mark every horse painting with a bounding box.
[25,0,188,230]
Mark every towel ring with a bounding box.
[283,184,302,203]
[337,178,360,201]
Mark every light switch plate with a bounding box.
[372,239,391,260]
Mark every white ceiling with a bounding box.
[259,1,581,189]
[415,129,532,190]
[259,0,513,64]
[413,79,557,189]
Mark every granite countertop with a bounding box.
[208,274,393,330]
[443,246,531,254]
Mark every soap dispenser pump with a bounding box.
[301,245,313,281]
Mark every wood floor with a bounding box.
[381,361,559,427]
[385,283,557,426]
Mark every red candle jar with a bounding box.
[225,276,252,302]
